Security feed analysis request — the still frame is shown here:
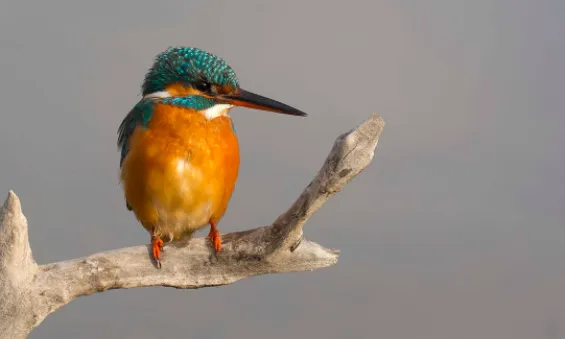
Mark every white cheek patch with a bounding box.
[143,91,171,99]
[201,104,234,120]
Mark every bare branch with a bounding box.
[0,191,37,275]
[0,192,39,339]
[35,228,339,307]
[271,113,385,250]
[0,114,385,339]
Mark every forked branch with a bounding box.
[0,114,385,339]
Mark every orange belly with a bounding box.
[120,104,240,241]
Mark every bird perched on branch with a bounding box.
[117,46,307,268]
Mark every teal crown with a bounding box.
[141,46,240,95]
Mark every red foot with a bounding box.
[151,234,164,268]
[208,220,222,253]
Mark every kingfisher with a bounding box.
[117,46,306,268]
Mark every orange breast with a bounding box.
[120,103,240,241]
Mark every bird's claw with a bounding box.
[151,235,164,269]
[208,221,222,254]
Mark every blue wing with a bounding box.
[117,100,155,211]
[117,100,155,167]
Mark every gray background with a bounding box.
[1,0,564,338]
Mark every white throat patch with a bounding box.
[202,104,234,120]
[142,91,233,120]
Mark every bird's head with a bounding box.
[141,46,307,117]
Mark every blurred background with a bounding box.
[1,0,564,338]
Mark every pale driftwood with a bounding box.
[0,114,385,339]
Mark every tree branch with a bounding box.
[0,113,385,339]
[271,114,385,251]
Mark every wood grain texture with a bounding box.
[0,113,385,339]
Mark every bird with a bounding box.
[117,46,307,268]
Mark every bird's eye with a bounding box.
[194,80,212,93]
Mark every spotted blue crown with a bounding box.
[142,46,240,96]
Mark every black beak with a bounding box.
[219,89,307,117]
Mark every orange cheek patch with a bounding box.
[219,84,236,95]
[165,83,201,96]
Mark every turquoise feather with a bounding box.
[142,46,239,96]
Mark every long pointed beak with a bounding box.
[219,89,307,117]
